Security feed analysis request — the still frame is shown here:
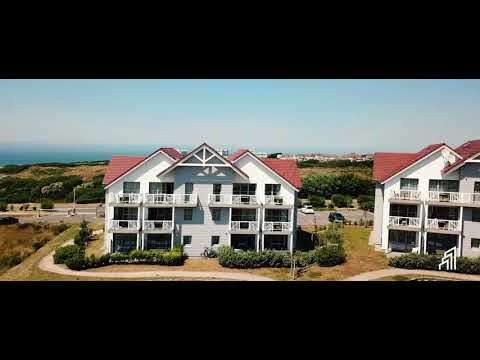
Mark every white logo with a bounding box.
[438,247,457,271]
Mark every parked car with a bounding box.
[301,205,315,214]
[0,216,19,225]
[328,212,345,223]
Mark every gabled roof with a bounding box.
[443,140,480,174]
[103,147,183,187]
[373,143,448,183]
[229,150,301,191]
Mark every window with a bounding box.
[112,234,137,253]
[145,234,171,250]
[389,204,418,218]
[388,230,417,252]
[231,208,257,221]
[212,209,221,221]
[211,236,220,246]
[184,208,193,221]
[265,184,281,195]
[183,235,192,246]
[233,183,256,195]
[429,180,459,192]
[149,182,173,194]
[123,182,140,194]
[185,183,193,194]
[426,233,457,255]
[114,207,138,220]
[265,209,289,222]
[400,178,418,190]
[475,182,480,193]
[264,235,288,250]
[472,238,480,248]
[428,206,459,220]
[213,184,222,194]
[473,209,480,222]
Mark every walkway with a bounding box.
[38,233,275,281]
[345,268,480,281]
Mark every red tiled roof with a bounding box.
[228,149,249,162]
[443,140,480,174]
[373,143,446,183]
[103,156,146,186]
[261,159,302,189]
[161,147,184,160]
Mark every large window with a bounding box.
[114,207,138,220]
[148,208,172,221]
[123,182,140,194]
[388,230,417,252]
[233,183,256,195]
[231,234,255,250]
[400,178,418,190]
[145,234,171,250]
[184,208,193,221]
[426,233,457,255]
[149,182,173,194]
[265,184,281,195]
[264,235,288,250]
[265,209,289,222]
[428,206,459,220]
[231,208,257,221]
[389,204,418,218]
[213,184,222,194]
[429,180,459,192]
[112,234,137,253]
[472,209,480,222]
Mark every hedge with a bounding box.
[389,253,480,275]
[315,245,346,266]
[53,244,85,264]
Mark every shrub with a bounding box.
[0,201,7,212]
[344,195,353,208]
[315,245,346,266]
[456,257,480,274]
[389,253,441,270]
[65,255,89,270]
[309,195,326,208]
[32,236,51,251]
[51,222,69,235]
[321,224,344,246]
[53,244,85,264]
[74,220,92,247]
[331,194,347,208]
[40,198,54,209]
[294,250,318,267]
[0,254,25,268]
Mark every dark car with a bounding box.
[0,216,19,225]
[328,212,345,223]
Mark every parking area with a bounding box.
[298,209,373,227]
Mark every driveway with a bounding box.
[298,209,373,227]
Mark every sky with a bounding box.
[0,79,479,154]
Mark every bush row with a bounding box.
[389,253,480,274]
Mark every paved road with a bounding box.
[297,209,373,227]
[18,214,103,224]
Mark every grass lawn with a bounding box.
[85,232,105,257]
[296,225,389,281]
[374,274,462,281]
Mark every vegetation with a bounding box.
[64,175,105,203]
[53,244,85,264]
[0,164,30,174]
[309,195,325,208]
[301,173,374,200]
[331,194,350,208]
[390,253,480,275]
[315,245,346,266]
[0,201,6,212]
[73,220,93,247]
[298,159,373,169]
[40,198,54,209]
[357,195,375,211]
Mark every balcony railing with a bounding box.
[390,190,422,201]
[461,192,480,205]
[230,221,258,231]
[110,220,140,230]
[388,216,421,228]
[143,220,173,231]
[231,195,258,206]
[208,194,231,205]
[263,221,291,232]
[144,193,174,205]
[173,193,198,206]
[428,191,461,203]
[264,195,287,206]
[109,193,142,205]
[426,218,460,232]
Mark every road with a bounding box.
[297,209,373,227]
[17,213,104,224]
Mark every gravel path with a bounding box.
[345,268,480,281]
[38,232,275,281]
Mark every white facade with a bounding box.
[104,144,299,256]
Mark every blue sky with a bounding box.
[1,79,479,154]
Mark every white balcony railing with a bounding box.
[109,193,142,205]
[428,191,461,203]
[231,221,258,231]
[208,194,231,205]
[388,216,421,228]
[263,221,291,232]
[390,190,422,201]
[264,195,287,206]
[231,195,258,206]
[143,220,173,231]
[173,193,198,206]
[426,218,460,232]
[110,220,140,230]
[144,193,174,205]
[462,192,480,205]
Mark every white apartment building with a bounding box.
[372,140,480,257]
[103,143,301,256]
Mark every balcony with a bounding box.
[388,216,421,230]
[109,220,140,232]
[426,218,460,233]
[460,193,480,207]
[143,220,173,233]
[108,193,142,206]
[208,194,260,208]
[208,194,232,207]
[264,195,292,208]
[144,193,174,207]
[389,190,422,203]
[263,221,292,233]
[230,221,259,233]
[231,195,259,207]
[173,193,198,207]
[427,191,461,205]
